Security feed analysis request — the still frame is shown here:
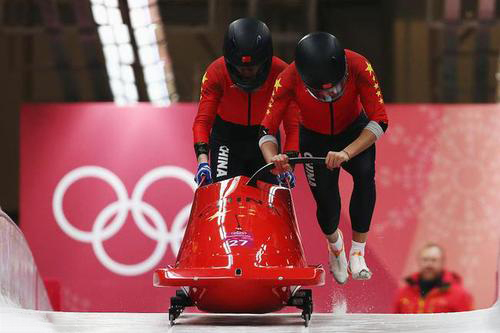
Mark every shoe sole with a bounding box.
[351,271,372,280]
[348,266,372,280]
[330,259,348,284]
[330,270,348,284]
[334,276,349,284]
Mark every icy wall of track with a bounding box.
[0,209,52,310]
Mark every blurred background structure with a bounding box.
[0,0,499,220]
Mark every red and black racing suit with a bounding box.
[261,50,388,234]
[193,56,298,183]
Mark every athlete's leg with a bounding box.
[341,144,376,280]
[342,144,376,234]
[301,128,347,284]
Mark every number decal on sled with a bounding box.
[228,239,249,247]
[225,231,253,247]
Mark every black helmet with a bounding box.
[223,18,273,92]
[295,32,347,102]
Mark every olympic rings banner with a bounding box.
[20,103,500,313]
[20,103,200,312]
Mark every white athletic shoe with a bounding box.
[327,231,348,285]
[349,252,373,280]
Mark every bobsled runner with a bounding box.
[154,158,327,326]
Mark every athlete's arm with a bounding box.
[343,58,388,160]
[281,100,300,155]
[357,57,388,139]
[193,64,223,164]
[259,73,295,173]
[324,129,376,169]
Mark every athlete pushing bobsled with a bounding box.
[259,32,389,284]
[192,17,298,187]
[158,24,388,326]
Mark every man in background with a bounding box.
[394,243,473,313]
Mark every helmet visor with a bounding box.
[305,74,347,103]
[227,59,269,91]
[235,64,262,80]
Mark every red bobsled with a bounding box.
[154,158,326,326]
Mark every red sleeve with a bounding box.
[281,100,300,153]
[355,57,388,125]
[393,289,404,314]
[452,289,474,312]
[261,67,299,151]
[193,61,223,144]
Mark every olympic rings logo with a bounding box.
[52,165,196,276]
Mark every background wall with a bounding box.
[1,0,499,219]
[19,103,500,313]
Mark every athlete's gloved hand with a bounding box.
[277,171,296,188]
[270,154,292,175]
[195,162,212,186]
[325,150,350,170]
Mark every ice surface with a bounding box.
[1,303,499,333]
[1,208,499,332]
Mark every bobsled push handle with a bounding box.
[247,157,326,187]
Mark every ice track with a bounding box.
[2,301,500,332]
[1,210,499,332]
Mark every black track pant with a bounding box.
[209,116,278,184]
[300,114,376,235]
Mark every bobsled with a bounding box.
[154,158,326,326]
